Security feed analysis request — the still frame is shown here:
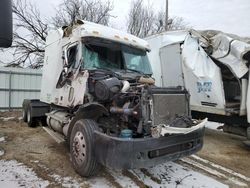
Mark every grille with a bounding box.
[152,93,189,125]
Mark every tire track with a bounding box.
[106,168,140,188]
[180,156,248,187]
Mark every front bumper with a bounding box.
[94,125,205,169]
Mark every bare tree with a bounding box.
[6,0,114,68]
[127,0,155,38]
[52,0,114,28]
[156,12,188,31]
[127,0,188,38]
[10,0,48,68]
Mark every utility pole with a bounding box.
[165,0,168,31]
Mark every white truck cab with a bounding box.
[22,21,206,177]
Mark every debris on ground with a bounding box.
[0,148,4,156]
[0,112,249,187]
[206,121,224,131]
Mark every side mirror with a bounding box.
[62,50,69,68]
[0,0,13,48]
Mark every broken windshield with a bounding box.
[82,40,152,75]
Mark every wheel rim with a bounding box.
[27,109,31,123]
[22,110,25,119]
[72,131,86,165]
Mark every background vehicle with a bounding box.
[22,20,206,177]
[146,30,250,141]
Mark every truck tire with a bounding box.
[27,106,36,127]
[41,117,47,127]
[22,108,27,122]
[247,127,250,140]
[70,119,100,177]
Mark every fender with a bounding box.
[66,102,108,141]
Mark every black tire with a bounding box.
[41,117,47,127]
[70,119,100,177]
[247,127,250,140]
[27,106,36,127]
[22,108,27,122]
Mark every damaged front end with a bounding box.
[145,87,207,138]
[59,37,206,169]
[90,73,206,169]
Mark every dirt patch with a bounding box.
[0,118,102,187]
[122,170,149,188]
[197,128,250,177]
[0,110,22,118]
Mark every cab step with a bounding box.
[43,127,65,143]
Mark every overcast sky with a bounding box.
[32,0,250,37]
[1,0,249,64]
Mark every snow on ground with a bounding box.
[206,121,224,131]
[0,136,5,156]
[0,160,49,188]
[129,161,228,188]
[107,168,139,188]
[0,149,4,156]
[0,159,228,188]
[0,117,15,121]
[0,136,5,142]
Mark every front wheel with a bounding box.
[70,119,100,177]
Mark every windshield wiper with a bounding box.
[90,66,122,78]
[126,68,144,74]
[91,66,113,72]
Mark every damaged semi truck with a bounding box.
[22,21,206,177]
[146,30,250,141]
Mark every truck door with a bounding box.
[159,43,184,87]
[56,42,88,107]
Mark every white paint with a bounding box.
[145,30,187,87]
[159,118,207,136]
[181,34,226,114]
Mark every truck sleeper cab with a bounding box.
[22,20,206,177]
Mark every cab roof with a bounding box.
[65,20,150,51]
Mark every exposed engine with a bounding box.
[85,70,191,138]
[46,69,192,139]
